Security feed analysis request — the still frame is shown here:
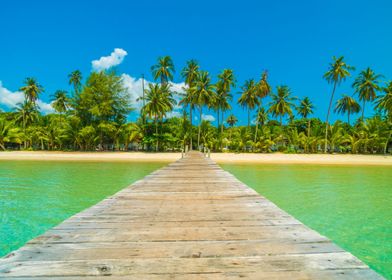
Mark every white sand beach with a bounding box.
[0,151,391,165]
[211,153,392,166]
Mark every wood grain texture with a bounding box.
[0,151,383,279]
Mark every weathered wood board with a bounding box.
[0,151,383,279]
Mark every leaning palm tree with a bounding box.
[254,71,271,142]
[334,95,361,125]
[51,90,70,125]
[297,97,314,136]
[19,77,44,104]
[191,71,216,148]
[68,70,82,95]
[238,79,259,129]
[151,56,175,85]
[353,67,382,121]
[375,81,392,154]
[268,86,296,125]
[323,56,354,153]
[180,60,200,149]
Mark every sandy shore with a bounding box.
[0,151,391,165]
[211,153,392,166]
[0,151,181,162]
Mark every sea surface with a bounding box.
[0,160,391,278]
[0,160,165,257]
[221,163,392,279]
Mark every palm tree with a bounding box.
[226,114,238,128]
[51,90,70,125]
[254,71,271,142]
[254,107,268,126]
[268,86,295,125]
[217,69,235,133]
[142,84,176,151]
[19,77,44,104]
[323,56,354,153]
[14,101,39,148]
[297,97,314,136]
[375,81,392,154]
[0,119,22,150]
[68,70,82,95]
[353,67,382,121]
[226,114,238,143]
[238,79,259,129]
[180,60,200,150]
[151,56,175,85]
[191,71,216,148]
[334,95,361,125]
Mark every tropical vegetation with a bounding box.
[0,56,391,154]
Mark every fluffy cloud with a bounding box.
[0,81,53,114]
[37,100,55,114]
[0,81,24,108]
[92,48,128,71]
[202,114,216,122]
[121,74,146,111]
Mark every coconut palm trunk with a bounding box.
[221,111,224,135]
[155,115,159,152]
[247,109,250,130]
[23,113,27,149]
[220,111,225,151]
[384,128,391,155]
[217,108,220,130]
[362,100,366,121]
[254,105,260,143]
[189,105,193,150]
[324,82,337,153]
[198,106,202,149]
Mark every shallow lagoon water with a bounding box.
[0,160,391,278]
[0,160,165,256]
[221,163,392,279]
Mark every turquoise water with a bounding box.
[0,160,164,257]
[221,163,392,279]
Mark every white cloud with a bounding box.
[92,48,128,71]
[0,81,24,108]
[0,81,53,114]
[37,100,55,114]
[121,74,147,111]
[202,114,216,122]
[166,111,182,119]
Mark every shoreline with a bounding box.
[0,151,391,165]
[212,153,392,166]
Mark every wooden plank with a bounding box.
[0,151,383,279]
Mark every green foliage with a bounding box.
[1,55,391,155]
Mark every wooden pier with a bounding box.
[0,151,383,279]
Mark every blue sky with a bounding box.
[1,0,391,125]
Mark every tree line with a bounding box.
[0,56,391,154]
